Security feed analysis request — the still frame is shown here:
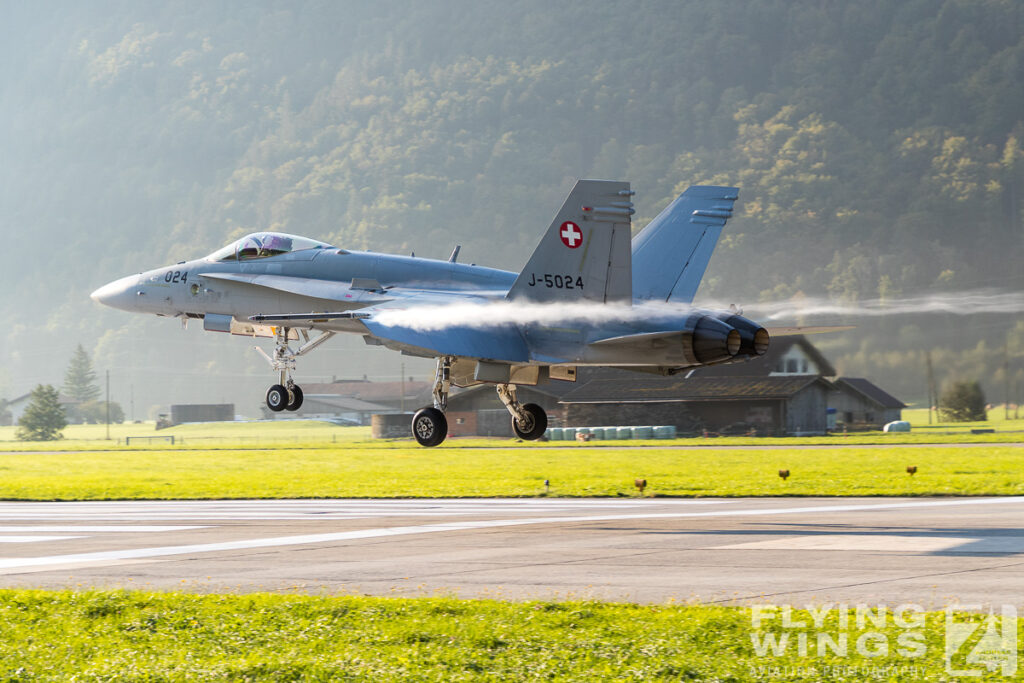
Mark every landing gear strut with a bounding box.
[497,383,547,440]
[412,356,452,447]
[409,359,549,447]
[257,326,334,413]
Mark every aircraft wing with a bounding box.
[360,319,530,361]
[252,310,529,361]
[767,326,855,335]
[251,291,531,361]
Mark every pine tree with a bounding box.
[64,344,100,402]
[940,380,987,422]
[16,384,67,441]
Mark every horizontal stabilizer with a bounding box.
[767,325,855,336]
[632,186,739,303]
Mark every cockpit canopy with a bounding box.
[208,232,335,261]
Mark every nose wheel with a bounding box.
[266,382,303,412]
[256,326,328,414]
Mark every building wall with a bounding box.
[565,401,786,434]
[769,346,820,376]
[784,385,829,435]
[565,402,699,431]
[828,390,902,429]
[447,411,478,437]
[170,404,234,425]
[371,413,411,438]
[565,392,829,436]
[447,387,567,437]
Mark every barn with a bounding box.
[560,375,834,435]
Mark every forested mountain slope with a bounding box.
[1,1,1021,414]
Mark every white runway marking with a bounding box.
[0,536,84,543]
[0,497,1021,574]
[717,534,1024,553]
[0,526,208,532]
[0,499,729,520]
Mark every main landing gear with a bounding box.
[256,326,335,413]
[411,357,548,447]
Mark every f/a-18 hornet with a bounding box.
[93,180,770,446]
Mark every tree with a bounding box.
[77,400,125,425]
[16,385,67,441]
[64,344,100,403]
[940,380,987,422]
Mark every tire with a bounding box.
[412,407,448,447]
[512,403,547,440]
[266,384,288,412]
[285,385,304,412]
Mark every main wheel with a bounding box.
[512,403,547,440]
[266,384,288,412]
[285,385,304,411]
[412,407,448,447]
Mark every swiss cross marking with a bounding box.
[560,221,582,248]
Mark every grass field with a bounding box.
[0,590,1016,681]
[0,416,1020,499]
[0,439,1020,499]
[0,411,1020,452]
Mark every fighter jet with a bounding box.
[92,180,767,446]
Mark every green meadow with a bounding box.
[0,428,1019,499]
[0,591,1016,682]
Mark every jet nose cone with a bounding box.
[91,275,139,310]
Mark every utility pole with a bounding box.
[1005,343,1011,421]
[925,351,937,424]
[105,369,111,440]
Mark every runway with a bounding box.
[0,497,1021,607]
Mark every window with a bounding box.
[207,232,334,262]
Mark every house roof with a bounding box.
[560,375,828,404]
[832,377,906,409]
[301,396,394,413]
[7,391,80,406]
[297,380,432,403]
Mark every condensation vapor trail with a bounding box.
[722,289,1024,321]
[371,289,1024,331]
[372,301,659,331]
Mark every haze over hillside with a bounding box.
[2,0,1022,416]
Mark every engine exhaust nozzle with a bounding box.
[691,316,741,364]
[719,314,770,357]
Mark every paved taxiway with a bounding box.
[0,497,1021,606]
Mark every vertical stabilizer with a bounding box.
[506,179,633,303]
[631,185,739,303]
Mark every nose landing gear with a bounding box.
[257,326,333,413]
